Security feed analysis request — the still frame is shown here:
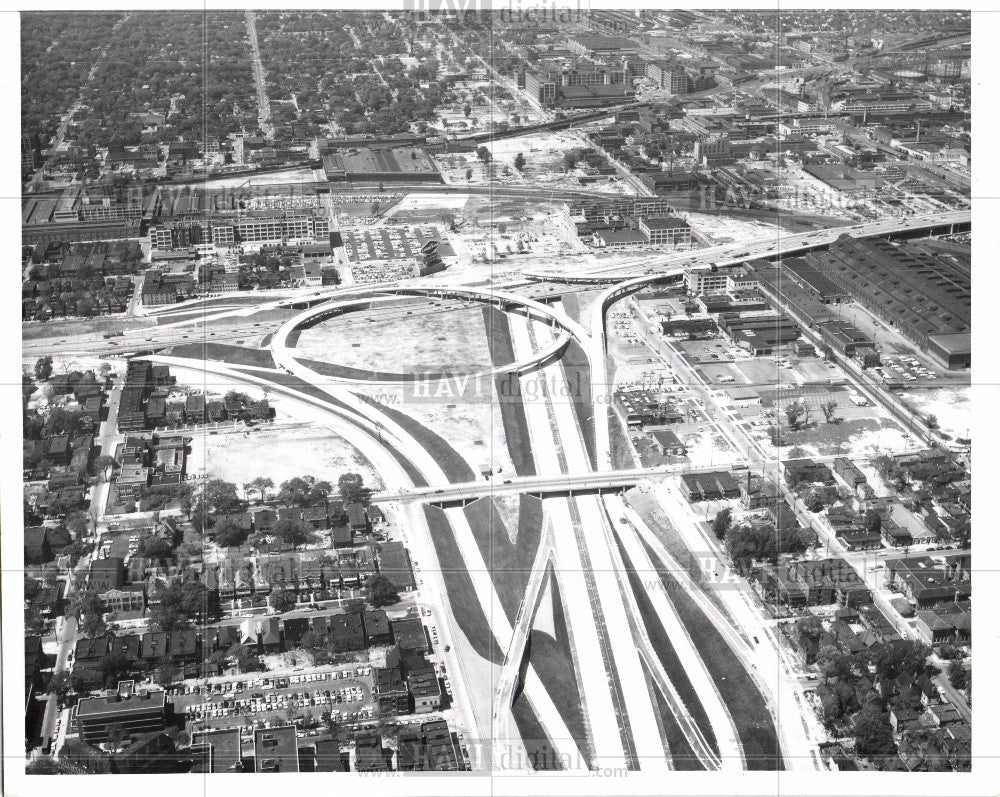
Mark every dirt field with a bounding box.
[187,422,382,493]
[293,298,493,375]
[898,387,972,441]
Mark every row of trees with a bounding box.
[723,519,809,571]
[193,473,370,550]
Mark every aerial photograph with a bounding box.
[12,4,977,787]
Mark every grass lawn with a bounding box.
[511,696,563,771]
[462,496,543,623]
[610,412,638,470]
[494,373,536,476]
[482,305,515,367]
[422,505,501,664]
[295,357,460,383]
[638,536,783,771]
[526,568,591,766]
[486,305,535,476]
[360,397,474,483]
[561,340,596,468]
[617,536,719,757]
[653,687,704,771]
[170,342,276,369]
[237,369,428,487]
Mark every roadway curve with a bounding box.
[270,285,587,385]
[269,290,571,386]
[139,352,585,771]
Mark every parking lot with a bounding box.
[876,353,938,383]
[171,666,376,733]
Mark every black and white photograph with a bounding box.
[3,3,993,795]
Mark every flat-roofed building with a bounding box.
[191,728,242,773]
[253,726,299,772]
[638,216,693,246]
[75,683,167,744]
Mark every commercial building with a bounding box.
[638,216,693,246]
[253,726,299,772]
[781,257,850,304]
[646,61,691,94]
[524,62,635,107]
[190,729,243,773]
[74,683,168,744]
[887,555,971,608]
[680,469,741,502]
[811,237,970,368]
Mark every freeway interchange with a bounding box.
[35,207,966,773]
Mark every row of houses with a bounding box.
[209,542,414,602]
[118,361,272,433]
[751,556,872,611]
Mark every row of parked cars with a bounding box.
[182,684,370,721]
[167,666,374,698]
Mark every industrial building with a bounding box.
[807,237,970,368]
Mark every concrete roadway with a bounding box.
[150,354,585,771]
[507,311,632,769]
[534,312,670,773]
[525,209,971,282]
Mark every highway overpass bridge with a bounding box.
[525,209,970,284]
[372,464,747,505]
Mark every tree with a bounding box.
[463,103,471,117]
[513,152,526,171]
[71,589,106,635]
[475,145,491,164]
[817,680,854,725]
[140,536,174,563]
[852,705,896,760]
[279,476,332,507]
[26,757,63,774]
[71,668,102,694]
[465,168,473,181]
[34,356,53,381]
[273,517,311,549]
[106,722,129,749]
[563,150,580,171]
[784,400,807,431]
[948,660,968,691]
[925,414,939,430]
[22,371,37,407]
[337,473,369,505]
[367,575,400,608]
[805,491,826,513]
[211,516,249,549]
[99,652,136,688]
[864,510,882,536]
[150,580,210,631]
[24,574,42,601]
[247,477,274,503]
[712,507,732,539]
[201,479,244,515]
[153,656,179,687]
[817,647,856,682]
[870,639,930,682]
[91,454,116,480]
[66,510,90,538]
[821,399,838,423]
[270,586,297,614]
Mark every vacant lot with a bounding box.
[294,298,492,375]
[188,423,381,492]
